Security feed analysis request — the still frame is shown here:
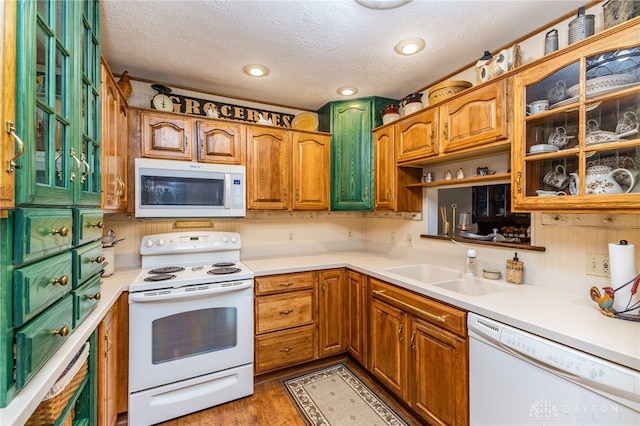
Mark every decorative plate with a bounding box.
[565,74,637,98]
[292,113,319,131]
[528,144,559,155]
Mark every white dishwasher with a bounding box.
[468,313,640,425]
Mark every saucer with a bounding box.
[529,144,559,154]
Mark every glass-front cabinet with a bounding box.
[512,21,640,213]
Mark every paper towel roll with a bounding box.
[608,241,638,313]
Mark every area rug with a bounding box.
[282,363,410,426]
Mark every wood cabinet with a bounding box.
[317,269,346,357]
[101,59,128,212]
[318,96,397,211]
[369,278,468,425]
[373,125,422,211]
[246,126,330,210]
[254,272,316,374]
[395,108,439,163]
[140,111,193,160]
[512,21,640,213]
[0,0,16,212]
[346,270,367,366]
[98,297,119,426]
[196,120,244,164]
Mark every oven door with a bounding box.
[128,280,253,392]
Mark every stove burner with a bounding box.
[213,261,236,267]
[149,266,185,274]
[207,267,241,275]
[144,274,177,282]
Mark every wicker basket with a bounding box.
[506,259,524,285]
[26,344,89,426]
[428,80,473,105]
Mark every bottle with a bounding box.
[506,252,524,284]
[466,248,477,276]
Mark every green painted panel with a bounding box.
[13,251,73,327]
[72,241,102,289]
[72,208,103,246]
[15,294,74,389]
[72,275,100,328]
[14,207,73,266]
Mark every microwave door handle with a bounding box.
[224,173,231,209]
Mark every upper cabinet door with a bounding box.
[0,0,16,211]
[395,108,438,163]
[140,111,193,160]
[246,126,290,209]
[292,132,329,210]
[196,120,245,164]
[440,80,508,153]
[14,0,100,206]
[374,126,395,210]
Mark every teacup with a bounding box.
[543,164,569,189]
[547,126,568,148]
[526,100,549,115]
[616,111,639,138]
[547,80,566,104]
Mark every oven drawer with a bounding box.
[14,207,73,266]
[72,240,103,288]
[73,274,101,327]
[255,272,314,295]
[13,251,74,327]
[15,293,75,389]
[255,324,315,374]
[255,290,313,333]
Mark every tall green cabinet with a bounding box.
[0,2,101,422]
[318,96,397,211]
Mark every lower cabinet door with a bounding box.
[73,274,101,328]
[255,325,315,374]
[15,294,75,389]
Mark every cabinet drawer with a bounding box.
[256,290,313,333]
[255,325,315,374]
[73,208,104,246]
[14,208,73,266]
[15,294,75,389]
[73,274,101,327]
[370,278,467,337]
[255,272,314,295]
[72,240,103,288]
[13,252,74,327]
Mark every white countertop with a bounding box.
[3,250,638,424]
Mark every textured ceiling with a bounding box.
[100,0,587,111]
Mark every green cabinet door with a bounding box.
[318,97,397,211]
[14,0,101,206]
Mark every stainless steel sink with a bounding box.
[433,277,513,296]
[384,264,461,283]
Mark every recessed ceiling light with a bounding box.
[394,37,425,56]
[355,0,412,10]
[337,87,358,96]
[243,65,269,77]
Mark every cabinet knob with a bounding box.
[91,255,106,263]
[90,292,101,300]
[280,346,294,353]
[52,325,70,337]
[91,221,104,229]
[278,282,294,287]
[279,309,293,315]
[52,226,69,237]
[51,275,69,286]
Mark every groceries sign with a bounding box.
[163,93,296,128]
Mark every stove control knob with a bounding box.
[144,239,154,248]
[221,235,230,243]
[230,235,239,243]
[157,238,166,246]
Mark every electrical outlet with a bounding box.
[391,231,396,245]
[586,253,610,278]
[407,233,413,247]
[348,229,353,239]
[288,231,294,242]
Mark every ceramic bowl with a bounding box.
[482,269,502,280]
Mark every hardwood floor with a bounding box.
[139,356,423,426]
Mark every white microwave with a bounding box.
[134,158,246,218]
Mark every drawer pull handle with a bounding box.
[51,275,69,286]
[91,221,104,229]
[279,309,293,315]
[280,346,294,353]
[278,282,294,287]
[52,325,70,337]
[372,289,447,323]
[90,292,101,301]
[6,120,25,173]
[410,331,416,350]
[398,323,403,342]
[91,255,106,263]
[52,226,69,237]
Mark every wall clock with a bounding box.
[151,84,174,112]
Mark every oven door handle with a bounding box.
[129,280,253,302]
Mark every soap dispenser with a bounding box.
[506,252,524,284]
